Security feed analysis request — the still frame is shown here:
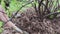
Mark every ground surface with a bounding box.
[1,7,60,34]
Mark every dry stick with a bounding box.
[43,12,60,18]
[40,2,50,19]
[0,12,24,34]
[6,21,24,34]
[34,0,38,13]
[43,5,60,18]
[48,0,53,11]
[38,0,44,17]
[0,5,24,34]
[44,0,50,13]
[33,0,50,18]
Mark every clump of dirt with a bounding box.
[2,7,60,34]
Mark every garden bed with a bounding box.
[1,7,60,34]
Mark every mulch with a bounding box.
[1,7,60,34]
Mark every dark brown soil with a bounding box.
[1,7,60,34]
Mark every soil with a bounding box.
[1,7,60,34]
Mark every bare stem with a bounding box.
[6,21,24,34]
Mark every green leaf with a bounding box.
[1,0,5,9]
[0,21,3,33]
[0,28,3,33]
[0,21,3,27]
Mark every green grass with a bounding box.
[0,21,3,33]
